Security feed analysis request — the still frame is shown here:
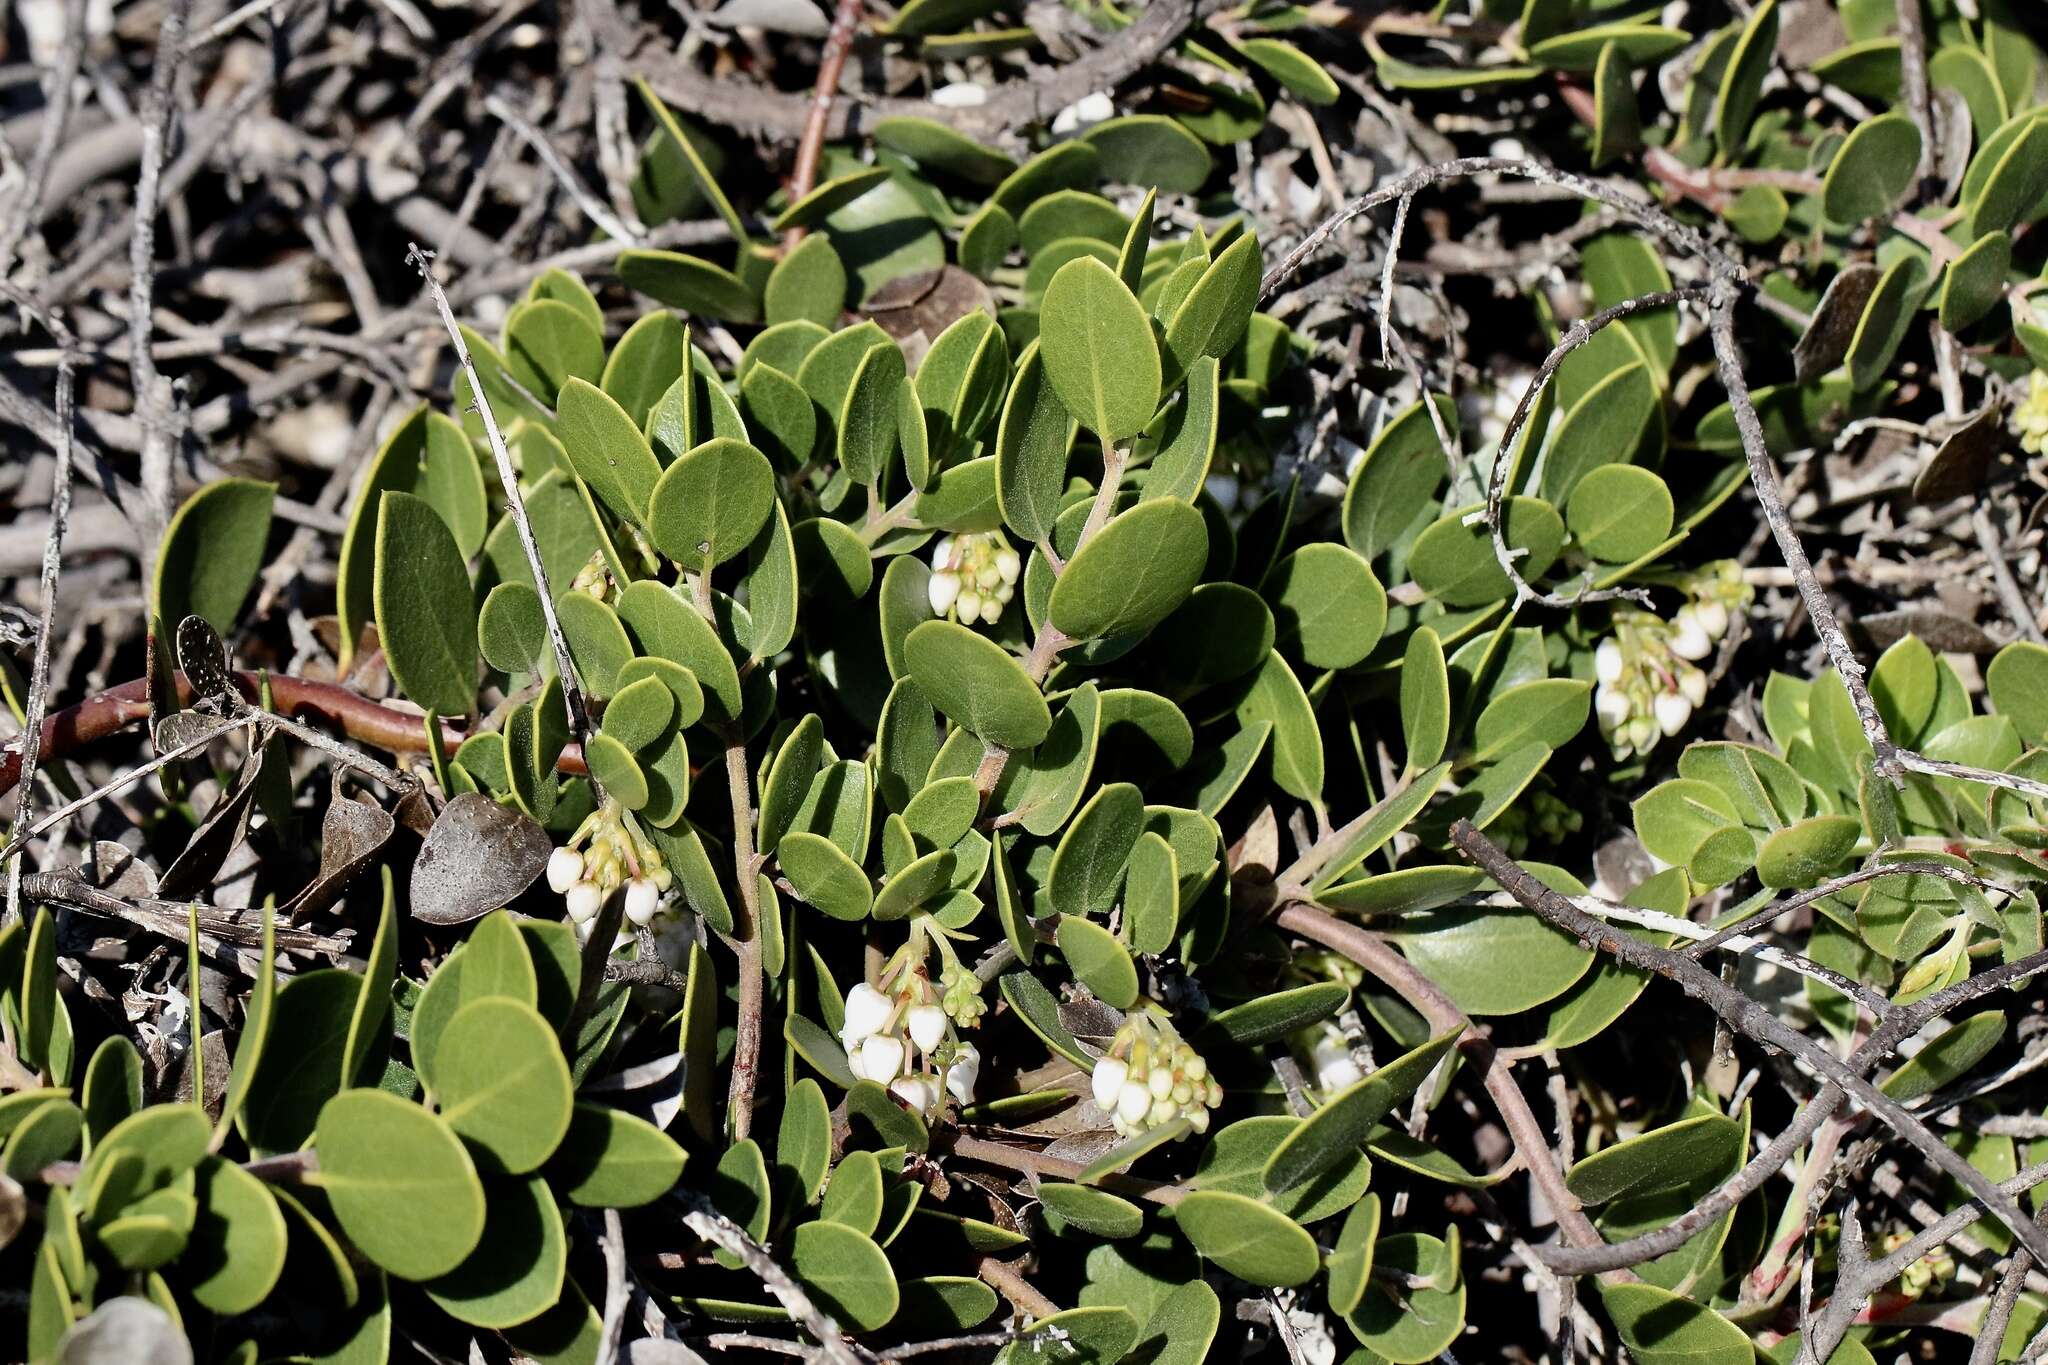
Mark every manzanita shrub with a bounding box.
[19,3,2048,1361]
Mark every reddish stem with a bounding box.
[782,0,865,255]
[0,671,586,799]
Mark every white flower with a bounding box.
[1594,640,1625,685]
[907,1004,948,1053]
[994,548,1021,585]
[1680,668,1708,708]
[928,566,961,617]
[956,587,983,622]
[1670,607,1712,661]
[1091,1057,1129,1111]
[547,847,585,894]
[842,984,894,1046]
[1147,1065,1174,1099]
[1594,684,1631,730]
[930,82,988,108]
[1310,1036,1363,1091]
[1696,599,1729,639]
[891,1075,938,1112]
[860,1034,906,1085]
[565,881,603,924]
[623,878,661,927]
[1653,690,1694,737]
[946,1042,980,1106]
[1117,1079,1153,1125]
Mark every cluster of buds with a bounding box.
[568,551,613,602]
[927,531,1021,626]
[546,801,685,960]
[1880,1229,1955,1298]
[838,922,983,1117]
[2015,370,2048,455]
[1488,784,1584,858]
[1592,563,1750,760]
[1089,1008,1222,1139]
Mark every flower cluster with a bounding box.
[546,801,686,960]
[839,925,983,1116]
[1488,784,1583,858]
[1880,1229,1955,1298]
[2016,370,2048,455]
[927,530,1021,626]
[1592,563,1750,760]
[1089,1008,1222,1139]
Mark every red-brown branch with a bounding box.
[0,671,587,799]
[781,0,864,254]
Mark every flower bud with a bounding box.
[946,1042,980,1105]
[956,588,983,622]
[1594,639,1624,685]
[1091,1057,1129,1112]
[624,878,662,927]
[1148,1066,1174,1100]
[907,1004,948,1053]
[1594,684,1631,730]
[1117,1079,1153,1124]
[1654,690,1693,738]
[1679,667,1708,708]
[891,1075,938,1113]
[995,548,1021,584]
[547,847,585,894]
[860,1034,906,1085]
[1670,608,1712,661]
[928,571,961,617]
[565,881,603,924]
[1696,599,1729,640]
[842,984,894,1045]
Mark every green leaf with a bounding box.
[1409,497,1565,607]
[1713,0,1777,159]
[904,620,1052,748]
[1567,1112,1744,1204]
[551,1102,685,1208]
[1880,1010,2006,1100]
[1989,641,2048,746]
[374,492,478,719]
[1206,981,1347,1047]
[1342,396,1455,561]
[779,832,875,921]
[917,312,1010,467]
[422,1171,567,1329]
[556,589,634,699]
[337,409,485,667]
[1389,900,1594,1015]
[778,1078,833,1206]
[616,249,760,322]
[1540,361,1655,504]
[314,1089,486,1281]
[479,582,547,675]
[1472,679,1592,761]
[1263,1030,1458,1192]
[1265,543,1385,671]
[1123,831,1180,956]
[773,167,893,232]
[19,906,58,1079]
[1081,114,1212,193]
[1346,1231,1466,1363]
[187,1155,287,1314]
[239,969,369,1156]
[1039,257,1161,445]
[837,338,905,487]
[617,580,743,724]
[1140,357,1218,504]
[872,847,957,921]
[423,997,574,1176]
[821,1148,886,1235]
[1050,498,1208,640]
[1004,1306,1138,1365]
[1161,232,1260,384]
[998,970,1094,1069]
[601,310,686,427]
[647,437,777,575]
[1821,111,1921,225]
[1967,112,2048,238]
[1237,37,1339,103]
[1846,254,1930,393]
[1041,1182,1145,1238]
[1591,43,1640,166]
[1175,1191,1319,1286]
[873,115,1018,184]
[743,361,818,467]
[1325,1194,1381,1317]
[1567,464,1673,562]
[155,478,275,635]
[1057,915,1139,1008]
[1938,229,2012,332]
[1049,782,1146,918]
[763,234,849,327]
[1400,627,1451,772]
[1754,814,1860,889]
[1597,1281,1750,1365]
[556,377,665,528]
[214,900,278,1146]
[1232,650,1323,802]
